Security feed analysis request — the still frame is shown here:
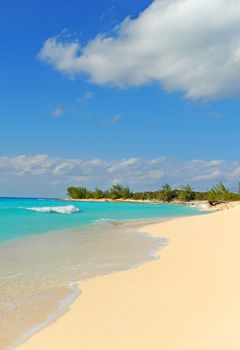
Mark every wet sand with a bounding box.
[1,222,164,350]
[18,204,240,350]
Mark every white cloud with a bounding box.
[9,155,51,176]
[107,158,141,173]
[52,161,75,176]
[103,114,123,125]
[51,105,63,117]
[1,154,240,197]
[149,170,165,180]
[231,166,240,177]
[194,170,221,182]
[39,0,240,99]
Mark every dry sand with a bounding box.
[17,204,240,350]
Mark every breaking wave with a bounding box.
[26,205,80,214]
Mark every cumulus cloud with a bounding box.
[1,154,240,196]
[8,155,51,176]
[39,0,240,99]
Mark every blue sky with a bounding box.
[1,0,240,196]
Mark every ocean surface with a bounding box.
[0,198,203,349]
[0,197,202,243]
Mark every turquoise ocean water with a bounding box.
[0,197,201,243]
[0,198,203,350]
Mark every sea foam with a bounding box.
[26,205,80,214]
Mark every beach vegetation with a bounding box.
[158,184,174,202]
[93,187,105,199]
[67,186,92,199]
[207,183,232,204]
[109,184,132,200]
[178,185,195,202]
[67,182,240,205]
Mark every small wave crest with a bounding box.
[92,218,117,225]
[26,205,80,214]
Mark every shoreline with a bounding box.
[17,203,240,350]
[62,197,240,211]
[5,215,167,350]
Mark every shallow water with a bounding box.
[0,198,201,242]
[0,221,168,350]
[0,199,202,349]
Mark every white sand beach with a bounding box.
[18,204,240,350]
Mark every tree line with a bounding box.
[67,183,240,204]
